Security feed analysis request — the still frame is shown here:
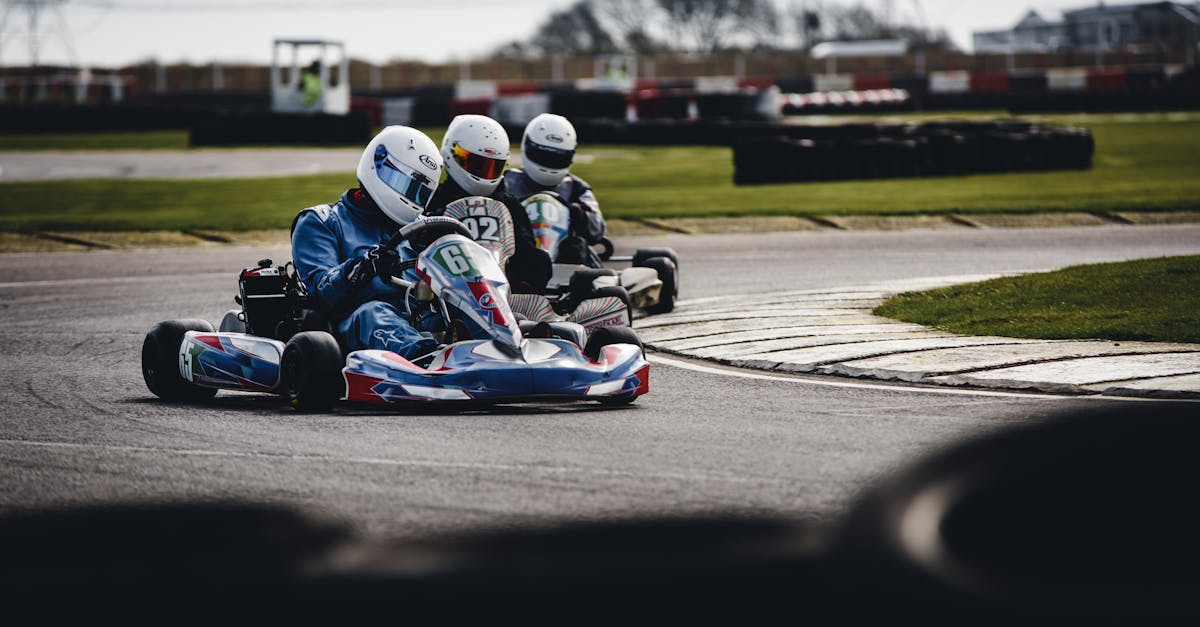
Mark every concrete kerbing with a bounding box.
[5,211,1200,254]
[640,276,1200,400]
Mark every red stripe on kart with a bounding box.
[634,364,650,396]
[345,371,386,402]
[194,334,224,351]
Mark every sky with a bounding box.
[0,0,1102,68]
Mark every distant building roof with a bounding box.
[1015,9,1051,28]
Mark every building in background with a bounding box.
[974,1,1200,53]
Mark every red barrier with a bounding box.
[970,72,1011,93]
[497,81,539,96]
[853,74,892,90]
[449,97,492,117]
[737,76,776,90]
[1086,67,1127,91]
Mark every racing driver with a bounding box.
[425,114,551,293]
[503,113,606,265]
[291,125,444,359]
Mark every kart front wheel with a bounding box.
[142,319,218,402]
[281,331,344,413]
[584,325,643,361]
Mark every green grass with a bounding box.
[873,255,1200,344]
[0,173,358,231]
[0,114,1198,231]
[0,130,191,150]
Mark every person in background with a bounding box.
[300,60,323,107]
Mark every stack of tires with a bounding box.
[731,120,1094,185]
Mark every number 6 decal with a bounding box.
[436,243,477,276]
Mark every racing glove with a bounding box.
[567,202,588,236]
[345,244,400,287]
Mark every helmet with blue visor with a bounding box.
[356,126,443,225]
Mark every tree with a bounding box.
[594,0,669,54]
[530,1,619,56]
[655,0,779,52]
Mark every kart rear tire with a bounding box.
[281,331,344,413]
[568,268,618,299]
[632,247,679,268]
[584,325,643,361]
[639,256,677,314]
[142,319,218,402]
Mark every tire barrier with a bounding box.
[0,102,252,133]
[732,121,1093,185]
[188,111,374,147]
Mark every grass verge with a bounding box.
[873,255,1200,344]
[0,115,1198,231]
[0,130,190,151]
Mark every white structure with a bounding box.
[270,39,350,115]
[810,39,908,74]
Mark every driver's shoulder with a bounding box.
[290,201,343,237]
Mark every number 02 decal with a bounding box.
[461,216,500,242]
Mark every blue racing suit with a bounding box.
[291,188,437,359]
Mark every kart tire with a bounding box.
[584,325,644,406]
[639,256,677,314]
[281,331,344,413]
[142,319,218,402]
[632,247,679,268]
[589,285,633,323]
[584,325,643,361]
[568,268,618,299]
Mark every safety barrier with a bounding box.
[188,111,373,146]
[731,121,1093,185]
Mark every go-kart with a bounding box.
[141,216,649,412]
[522,192,679,314]
[439,196,634,333]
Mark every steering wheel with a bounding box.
[386,216,473,252]
[381,216,474,286]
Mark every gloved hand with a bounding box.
[345,244,400,287]
[567,202,588,235]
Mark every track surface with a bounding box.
[2,224,1198,539]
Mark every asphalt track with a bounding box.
[1,224,1198,540]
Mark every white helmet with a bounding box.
[521,113,577,187]
[441,114,510,196]
[357,126,443,226]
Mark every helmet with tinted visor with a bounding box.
[523,135,575,170]
[450,142,506,181]
[375,143,435,208]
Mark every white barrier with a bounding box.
[929,70,970,94]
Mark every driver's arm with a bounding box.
[291,209,364,314]
[570,183,606,244]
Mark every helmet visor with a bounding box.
[523,136,574,170]
[375,145,436,208]
[451,142,506,180]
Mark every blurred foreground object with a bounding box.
[3,403,1196,622]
